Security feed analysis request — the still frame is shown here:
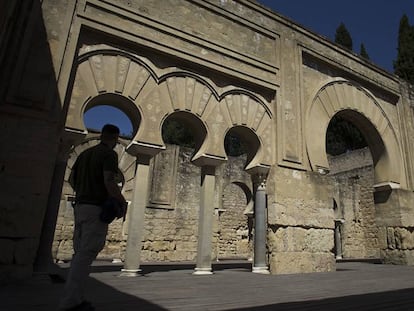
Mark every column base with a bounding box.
[193,267,213,275]
[119,268,142,277]
[252,266,270,274]
[335,255,343,260]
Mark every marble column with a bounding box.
[252,176,269,274]
[334,219,344,260]
[193,165,216,275]
[121,155,151,276]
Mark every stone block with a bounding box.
[269,252,335,274]
[377,226,388,249]
[394,228,414,250]
[376,189,414,227]
[268,227,333,253]
[269,167,334,229]
[381,249,414,265]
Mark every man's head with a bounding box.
[100,124,120,149]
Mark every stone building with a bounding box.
[1,0,414,283]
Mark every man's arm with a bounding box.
[103,170,127,205]
[68,162,77,190]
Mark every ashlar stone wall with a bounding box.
[329,148,379,259]
[267,166,335,274]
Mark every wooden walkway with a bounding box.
[3,261,414,310]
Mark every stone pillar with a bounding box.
[334,219,344,259]
[121,155,151,277]
[34,130,84,274]
[193,165,216,275]
[252,176,269,274]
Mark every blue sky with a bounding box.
[85,1,414,135]
[256,0,414,72]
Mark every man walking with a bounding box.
[59,124,127,311]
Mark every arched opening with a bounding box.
[216,182,253,261]
[214,126,258,263]
[224,126,260,167]
[161,111,206,151]
[53,138,136,263]
[83,93,141,139]
[84,106,133,138]
[130,111,208,262]
[306,80,403,187]
[326,113,368,156]
[326,110,380,261]
[326,109,385,164]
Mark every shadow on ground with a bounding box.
[86,261,252,274]
[232,288,414,311]
[1,273,167,311]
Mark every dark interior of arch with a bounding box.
[161,111,206,151]
[225,126,260,165]
[326,109,384,165]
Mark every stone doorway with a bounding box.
[216,182,253,261]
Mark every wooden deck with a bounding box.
[3,261,414,310]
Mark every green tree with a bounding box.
[394,14,414,84]
[360,43,370,59]
[162,119,195,148]
[335,22,353,50]
[224,132,247,156]
[326,115,367,156]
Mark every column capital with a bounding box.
[126,140,165,157]
[252,173,267,190]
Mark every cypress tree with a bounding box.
[360,43,370,59]
[335,22,353,50]
[394,14,414,84]
[326,115,367,156]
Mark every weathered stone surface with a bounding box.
[269,252,335,274]
[381,250,414,265]
[268,166,334,229]
[329,151,379,259]
[268,227,334,253]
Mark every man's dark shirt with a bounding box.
[71,143,118,205]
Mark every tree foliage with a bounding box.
[326,115,367,156]
[162,119,248,156]
[224,132,247,156]
[335,22,353,50]
[360,43,370,59]
[162,119,195,148]
[394,14,414,84]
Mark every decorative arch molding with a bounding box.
[306,78,406,188]
[65,51,153,134]
[65,49,273,170]
[192,90,273,170]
